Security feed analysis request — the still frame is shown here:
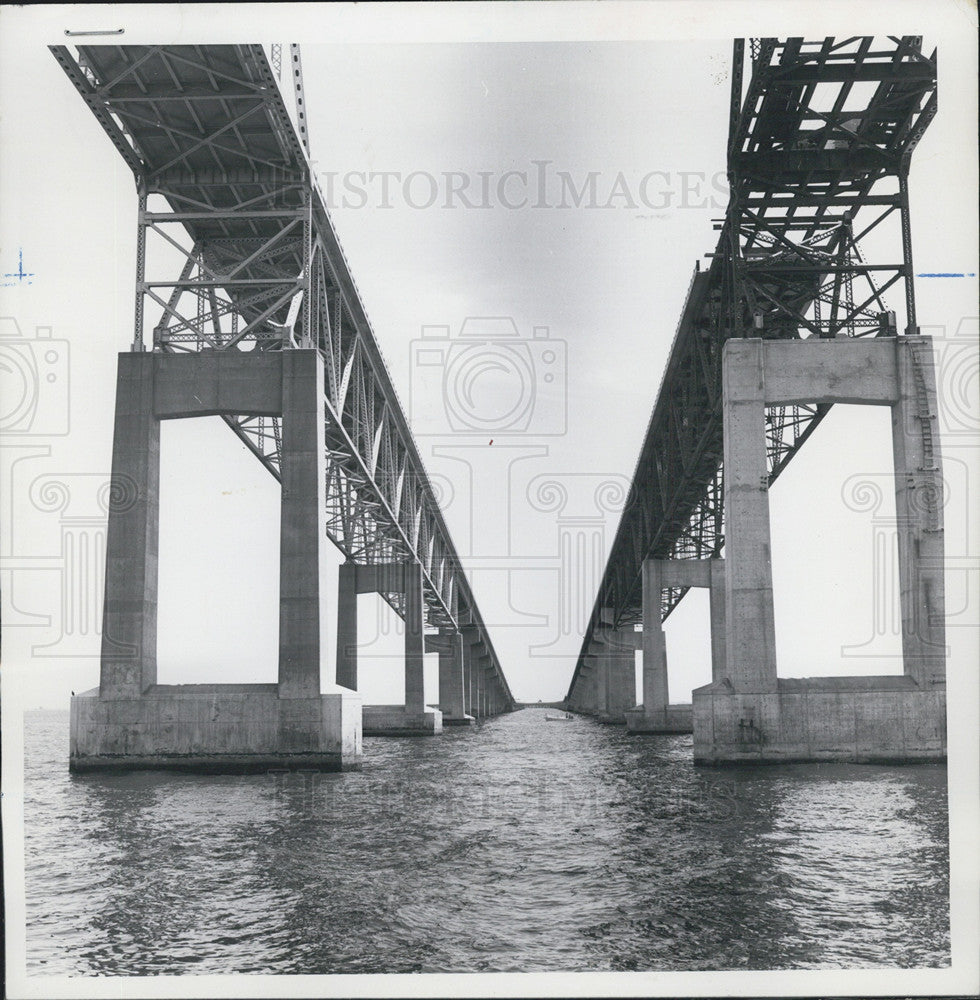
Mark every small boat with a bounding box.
[544,712,573,721]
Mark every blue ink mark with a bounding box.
[2,248,35,287]
[916,272,977,278]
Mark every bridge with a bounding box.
[564,36,947,763]
[54,42,514,771]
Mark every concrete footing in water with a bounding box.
[625,705,693,734]
[70,684,362,773]
[362,704,443,736]
[441,713,476,727]
[692,676,946,764]
[71,351,363,774]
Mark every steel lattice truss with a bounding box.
[52,42,513,703]
[567,35,936,700]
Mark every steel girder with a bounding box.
[566,35,936,702]
[52,43,514,707]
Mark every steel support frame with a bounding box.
[51,42,514,708]
[567,35,937,707]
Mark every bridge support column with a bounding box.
[592,624,639,724]
[460,626,479,720]
[627,558,727,733]
[99,353,160,700]
[725,340,779,694]
[567,655,598,715]
[72,350,362,772]
[335,562,359,690]
[476,655,489,718]
[709,559,727,683]
[339,561,442,736]
[694,337,946,763]
[893,339,947,688]
[429,630,473,725]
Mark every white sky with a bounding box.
[1,5,977,714]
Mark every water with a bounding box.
[23,708,949,974]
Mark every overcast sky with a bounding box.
[1,4,977,712]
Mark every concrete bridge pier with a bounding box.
[452,625,509,721]
[428,630,474,725]
[337,561,442,736]
[461,625,491,721]
[460,626,477,719]
[693,337,947,763]
[476,652,490,718]
[566,656,598,715]
[591,621,640,724]
[626,558,725,733]
[71,350,362,772]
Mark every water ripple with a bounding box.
[23,709,949,974]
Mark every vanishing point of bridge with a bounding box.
[566,36,946,763]
[56,42,513,771]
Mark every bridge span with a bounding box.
[54,43,514,771]
[564,36,946,764]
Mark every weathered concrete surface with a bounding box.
[362,704,443,736]
[692,676,946,763]
[77,350,363,773]
[70,684,362,772]
[427,631,468,723]
[891,338,946,688]
[100,353,159,699]
[278,349,331,700]
[592,627,639,724]
[443,714,476,727]
[722,340,778,694]
[624,704,694,734]
[631,558,725,736]
[697,337,948,764]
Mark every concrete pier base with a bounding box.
[70,684,362,772]
[626,558,722,737]
[624,704,693,733]
[71,350,363,774]
[442,714,476,727]
[362,705,443,736]
[592,622,641,724]
[693,677,946,764]
[693,337,948,764]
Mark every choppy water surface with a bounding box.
[24,708,948,974]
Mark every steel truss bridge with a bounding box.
[52,42,513,706]
[566,35,937,701]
